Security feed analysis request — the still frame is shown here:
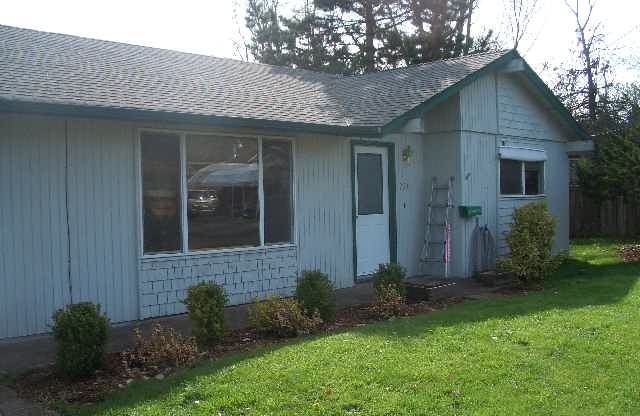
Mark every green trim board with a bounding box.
[381,50,589,140]
[0,98,383,138]
[350,139,398,283]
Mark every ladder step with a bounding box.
[428,204,453,208]
[433,186,450,190]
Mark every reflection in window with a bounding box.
[186,135,259,250]
[500,159,523,195]
[357,153,383,215]
[141,133,181,253]
[525,162,544,195]
[263,140,293,244]
[500,159,545,195]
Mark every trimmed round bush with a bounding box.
[52,302,110,379]
[372,263,407,297]
[295,270,336,322]
[183,282,227,345]
[498,201,559,285]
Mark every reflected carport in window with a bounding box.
[140,131,295,255]
[187,135,259,250]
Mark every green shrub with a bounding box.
[295,270,336,322]
[249,296,322,338]
[498,202,560,285]
[122,324,199,370]
[371,284,406,319]
[372,263,407,297]
[51,302,110,379]
[183,282,227,345]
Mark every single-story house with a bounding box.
[0,25,590,339]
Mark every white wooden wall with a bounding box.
[66,119,139,323]
[0,114,139,338]
[295,135,354,288]
[0,114,71,338]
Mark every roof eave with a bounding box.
[0,98,383,138]
[380,50,589,140]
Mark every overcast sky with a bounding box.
[2,0,639,84]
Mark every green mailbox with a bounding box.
[459,205,482,218]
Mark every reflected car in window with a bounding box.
[187,189,220,216]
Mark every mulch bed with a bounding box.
[13,296,477,406]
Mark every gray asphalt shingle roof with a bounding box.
[0,25,511,130]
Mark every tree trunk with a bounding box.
[363,0,377,72]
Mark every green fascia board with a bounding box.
[381,50,589,140]
[0,98,383,138]
[350,139,398,283]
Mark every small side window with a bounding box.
[500,159,523,195]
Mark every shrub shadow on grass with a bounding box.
[60,250,640,415]
[356,257,639,340]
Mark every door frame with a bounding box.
[351,140,397,282]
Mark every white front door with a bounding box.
[354,146,390,277]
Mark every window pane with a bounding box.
[264,140,293,244]
[500,159,522,195]
[141,132,181,253]
[357,153,383,215]
[525,161,544,195]
[186,135,259,250]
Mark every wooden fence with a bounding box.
[570,188,640,237]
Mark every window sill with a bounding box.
[499,194,546,199]
[140,243,297,260]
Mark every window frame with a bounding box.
[136,128,296,258]
[499,158,546,197]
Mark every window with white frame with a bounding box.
[141,131,293,254]
[500,159,545,196]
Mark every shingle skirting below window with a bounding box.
[138,245,298,318]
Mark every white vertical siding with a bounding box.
[460,132,498,276]
[460,74,498,134]
[0,114,71,338]
[66,119,139,323]
[422,131,464,277]
[386,133,425,277]
[295,135,353,288]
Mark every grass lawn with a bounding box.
[61,240,640,415]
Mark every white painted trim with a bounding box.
[179,133,188,253]
[566,139,595,153]
[258,136,265,246]
[140,243,296,260]
[134,131,144,259]
[499,146,547,161]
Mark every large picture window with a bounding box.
[141,131,293,254]
[500,159,544,196]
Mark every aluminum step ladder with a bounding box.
[420,176,454,278]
